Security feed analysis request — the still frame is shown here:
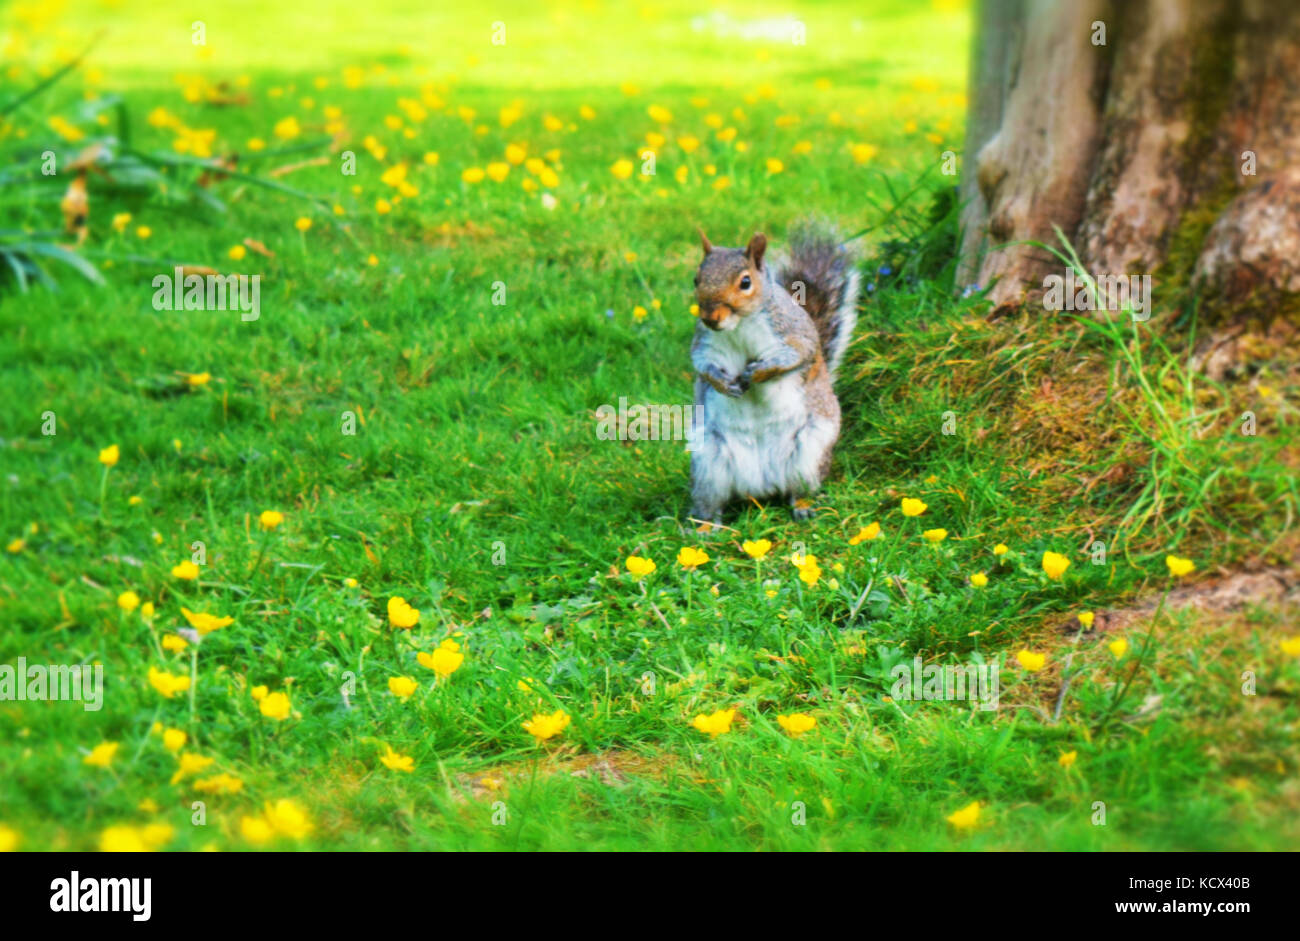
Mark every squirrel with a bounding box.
[688,220,860,527]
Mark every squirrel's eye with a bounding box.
[740,275,752,290]
[693,274,700,287]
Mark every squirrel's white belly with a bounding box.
[702,374,832,499]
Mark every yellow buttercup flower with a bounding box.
[259,691,291,720]
[993,543,1009,556]
[194,772,244,794]
[5,538,23,554]
[387,596,420,629]
[148,667,190,699]
[851,142,879,164]
[294,216,312,232]
[1058,751,1078,769]
[117,591,140,612]
[1280,637,1300,658]
[742,539,772,560]
[83,742,119,768]
[1041,551,1071,580]
[162,633,188,653]
[923,528,948,544]
[1108,638,1129,659]
[486,161,510,182]
[765,157,784,174]
[1016,650,1047,672]
[417,645,463,678]
[162,728,187,752]
[692,708,736,737]
[677,546,709,569]
[258,510,284,530]
[98,444,120,467]
[171,560,200,580]
[1078,611,1095,628]
[180,606,234,635]
[461,166,485,183]
[849,522,880,545]
[776,713,816,737]
[900,498,926,517]
[523,709,572,742]
[380,746,414,772]
[388,676,418,699]
[141,822,176,850]
[625,555,656,577]
[229,245,247,261]
[263,799,312,839]
[170,752,214,784]
[240,815,275,845]
[0,825,19,852]
[946,800,980,830]
[250,685,268,701]
[798,562,822,587]
[969,572,988,588]
[610,159,634,180]
[1165,555,1195,578]
[140,602,155,620]
[100,826,150,852]
[273,116,300,139]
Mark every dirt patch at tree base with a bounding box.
[1059,560,1300,638]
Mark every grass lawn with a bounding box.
[1,0,1298,851]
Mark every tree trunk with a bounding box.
[958,0,1300,333]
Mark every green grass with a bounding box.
[1,0,1298,851]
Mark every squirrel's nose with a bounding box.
[701,303,732,328]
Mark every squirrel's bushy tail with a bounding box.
[775,219,861,382]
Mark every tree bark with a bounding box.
[959,0,1300,326]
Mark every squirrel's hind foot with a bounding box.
[790,496,817,521]
[690,507,725,535]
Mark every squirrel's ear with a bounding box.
[698,228,713,256]
[746,232,768,270]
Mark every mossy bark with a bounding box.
[959,0,1300,327]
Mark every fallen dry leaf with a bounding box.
[60,171,89,243]
[269,156,329,178]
